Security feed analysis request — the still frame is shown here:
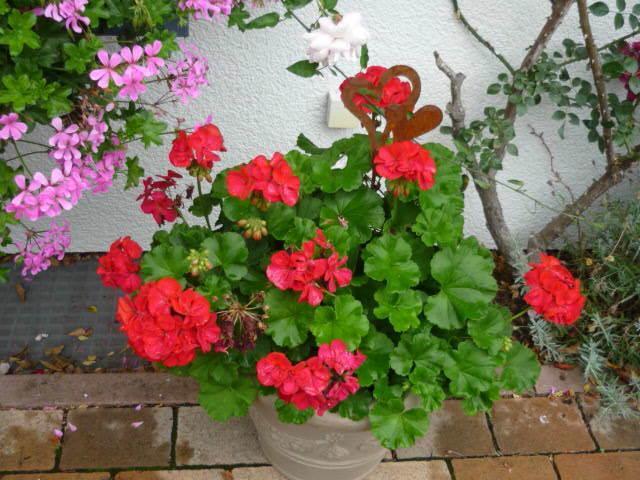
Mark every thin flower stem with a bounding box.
[559,29,640,67]
[451,0,516,75]
[177,209,190,226]
[18,139,50,149]
[510,308,530,322]
[197,177,213,231]
[282,2,312,33]
[3,150,49,163]
[11,140,33,176]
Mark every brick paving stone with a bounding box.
[0,409,63,471]
[555,451,640,480]
[396,400,495,458]
[176,407,266,466]
[579,395,640,450]
[0,373,198,409]
[535,365,584,394]
[453,455,557,480]
[491,397,594,454]
[59,406,172,469]
[1,474,110,480]
[231,461,451,480]
[115,471,226,480]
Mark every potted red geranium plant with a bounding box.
[98,64,584,480]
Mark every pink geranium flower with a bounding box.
[90,51,124,89]
[144,41,165,75]
[0,113,28,141]
[119,69,147,101]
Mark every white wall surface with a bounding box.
[23,0,639,251]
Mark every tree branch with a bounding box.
[451,0,516,75]
[577,0,616,167]
[433,51,466,136]
[529,152,639,250]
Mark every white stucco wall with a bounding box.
[22,0,639,251]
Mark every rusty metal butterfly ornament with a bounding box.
[340,65,444,155]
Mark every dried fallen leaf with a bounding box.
[82,355,97,366]
[68,328,93,339]
[87,305,98,313]
[40,360,64,372]
[45,345,65,357]
[15,283,26,302]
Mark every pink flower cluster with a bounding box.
[257,340,366,415]
[0,113,27,141]
[167,43,209,103]
[36,0,90,34]
[178,0,233,21]
[6,169,88,221]
[90,41,166,101]
[16,221,71,277]
[267,230,352,306]
[49,115,109,174]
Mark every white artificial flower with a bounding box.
[304,12,369,67]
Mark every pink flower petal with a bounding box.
[131,421,144,428]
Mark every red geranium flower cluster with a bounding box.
[373,141,436,195]
[339,65,411,113]
[116,278,221,367]
[524,254,586,326]
[226,152,300,207]
[266,229,352,306]
[138,170,182,225]
[169,123,226,170]
[97,237,143,293]
[256,339,366,415]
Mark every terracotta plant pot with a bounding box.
[250,395,386,480]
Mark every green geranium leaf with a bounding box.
[284,217,317,246]
[413,205,464,247]
[364,234,420,292]
[324,225,351,255]
[141,245,189,281]
[425,240,497,329]
[468,305,512,356]
[203,233,248,281]
[0,74,43,111]
[199,375,259,421]
[356,328,394,387]
[221,196,261,222]
[287,60,320,78]
[461,385,501,415]
[390,330,449,376]
[444,341,498,398]
[124,110,167,147]
[374,288,423,332]
[245,12,280,29]
[373,378,404,402]
[0,11,40,56]
[500,342,540,393]
[409,367,446,412]
[320,189,384,244]
[338,390,372,421]
[283,0,313,9]
[311,294,369,350]
[276,398,314,424]
[310,135,372,193]
[187,353,239,385]
[125,156,145,190]
[265,203,296,240]
[265,290,313,347]
[370,399,430,449]
[189,193,216,218]
[63,38,101,74]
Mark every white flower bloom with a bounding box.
[304,12,369,67]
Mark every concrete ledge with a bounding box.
[0,373,199,409]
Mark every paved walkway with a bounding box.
[1,371,639,480]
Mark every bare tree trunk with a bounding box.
[454,0,574,265]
